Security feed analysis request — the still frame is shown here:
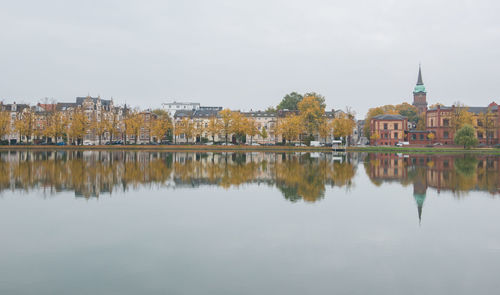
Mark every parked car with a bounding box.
[310,141,321,147]
[295,143,307,147]
[433,142,443,146]
[204,142,214,145]
[56,142,67,146]
[250,143,260,146]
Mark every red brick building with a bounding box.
[370,114,408,146]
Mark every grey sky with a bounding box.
[1,0,500,117]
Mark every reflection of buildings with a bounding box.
[0,151,356,203]
[365,153,500,223]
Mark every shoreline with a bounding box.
[0,145,499,154]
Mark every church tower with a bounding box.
[413,65,428,113]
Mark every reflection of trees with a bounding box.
[274,154,356,202]
[0,151,357,203]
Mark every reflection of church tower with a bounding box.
[413,65,428,113]
[413,181,427,224]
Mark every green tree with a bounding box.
[454,124,478,149]
[277,92,303,110]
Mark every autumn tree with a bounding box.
[176,117,195,143]
[427,132,435,142]
[230,112,248,143]
[219,109,233,144]
[477,107,496,145]
[206,116,222,144]
[90,114,108,145]
[332,112,356,145]
[0,110,11,143]
[298,95,326,140]
[14,110,36,143]
[45,111,68,143]
[318,120,331,144]
[68,109,89,145]
[124,110,142,144]
[246,117,259,145]
[278,114,303,144]
[450,103,473,131]
[395,103,419,123]
[193,120,205,143]
[150,113,172,143]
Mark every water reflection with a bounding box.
[0,151,356,202]
[364,153,500,222]
[1,151,499,206]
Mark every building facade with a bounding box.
[370,114,408,146]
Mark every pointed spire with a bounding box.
[416,64,424,85]
[418,204,423,225]
[414,193,427,225]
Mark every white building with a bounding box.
[162,101,200,117]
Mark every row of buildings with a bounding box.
[370,66,500,146]
[1,97,359,145]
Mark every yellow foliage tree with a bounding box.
[278,114,303,144]
[14,110,36,143]
[68,109,89,145]
[230,111,246,143]
[124,110,142,144]
[450,103,473,131]
[245,117,259,145]
[206,116,222,143]
[318,120,332,144]
[0,110,11,142]
[427,132,435,141]
[332,113,356,145]
[45,111,68,143]
[298,95,326,138]
[219,109,233,144]
[175,117,195,143]
[150,114,172,143]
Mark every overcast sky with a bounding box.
[1,0,499,117]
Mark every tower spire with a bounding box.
[416,64,424,85]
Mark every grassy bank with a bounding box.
[1,145,499,154]
[348,146,500,155]
[0,144,333,152]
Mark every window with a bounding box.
[444,131,449,139]
[478,132,483,139]
[419,134,424,140]
[394,123,398,130]
[443,119,449,127]
[431,119,434,127]
[394,132,398,139]
[477,120,483,127]
[412,134,417,140]
[383,123,388,130]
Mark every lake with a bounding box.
[0,150,499,295]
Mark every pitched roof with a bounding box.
[372,114,406,120]
[56,102,78,111]
[192,109,219,118]
[76,96,112,106]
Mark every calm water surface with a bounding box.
[0,150,499,295]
